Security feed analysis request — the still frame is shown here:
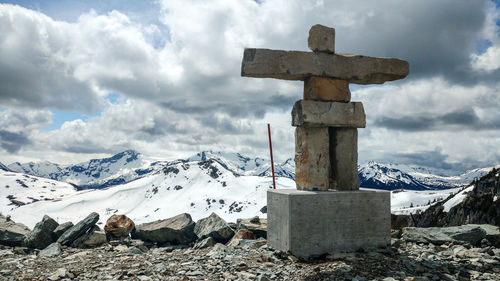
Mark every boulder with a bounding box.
[193,237,216,249]
[237,217,267,239]
[194,213,235,244]
[24,215,59,249]
[227,238,267,249]
[132,213,196,245]
[71,226,107,248]
[232,229,256,240]
[39,242,61,258]
[53,222,73,239]
[402,224,496,245]
[471,224,499,247]
[57,212,99,246]
[104,214,135,241]
[0,214,30,246]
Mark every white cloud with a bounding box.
[0,1,499,172]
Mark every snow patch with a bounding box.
[442,185,475,212]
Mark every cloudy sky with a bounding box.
[0,0,499,173]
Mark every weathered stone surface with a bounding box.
[292,100,365,128]
[0,214,30,247]
[329,128,359,190]
[304,77,350,101]
[236,218,267,239]
[232,229,256,240]
[53,222,73,239]
[39,242,61,258]
[241,48,409,84]
[72,226,107,248]
[104,214,135,241]
[57,212,99,246]
[24,215,59,249]
[475,224,500,247]
[194,212,235,244]
[193,237,215,249]
[295,127,330,190]
[401,224,497,245]
[308,24,335,53]
[295,127,359,190]
[132,213,197,245]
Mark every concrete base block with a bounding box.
[267,188,390,258]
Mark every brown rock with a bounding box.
[241,48,409,84]
[232,229,256,240]
[292,100,365,128]
[295,127,359,191]
[295,127,330,191]
[304,77,350,101]
[308,24,335,53]
[104,215,135,241]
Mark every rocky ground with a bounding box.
[0,233,499,281]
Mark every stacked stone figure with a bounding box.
[241,25,409,258]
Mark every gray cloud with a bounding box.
[384,149,498,173]
[0,130,32,153]
[0,1,499,172]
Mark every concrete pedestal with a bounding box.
[267,188,390,258]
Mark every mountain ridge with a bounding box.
[5,150,495,191]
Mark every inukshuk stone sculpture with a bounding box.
[241,25,409,258]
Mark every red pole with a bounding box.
[267,123,276,189]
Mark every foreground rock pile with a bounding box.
[1,212,499,280]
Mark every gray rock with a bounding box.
[24,215,59,249]
[402,224,492,245]
[308,24,335,53]
[0,214,30,246]
[53,222,73,239]
[39,242,61,257]
[132,213,196,245]
[237,218,267,239]
[57,212,99,246]
[206,243,230,258]
[471,224,499,247]
[292,100,366,128]
[71,226,107,248]
[194,237,216,249]
[241,48,409,85]
[194,212,234,243]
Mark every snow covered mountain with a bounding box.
[6,150,494,192]
[1,150,497,229]
[358,162,491,190]
[7,150,150,189]
[0,162,10,171]
[2,158,295,228]
[7,161,61,178]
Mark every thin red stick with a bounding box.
[267,123,276,189]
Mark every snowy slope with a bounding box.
[0,162,10,171]
[0,170,77,215]
[6,159,295,229]
[390,187,463,215]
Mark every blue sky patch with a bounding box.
[42,109,97,132]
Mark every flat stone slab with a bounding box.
[292,100,365,128]
[267,188,390,258]
[241,48,409,84]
